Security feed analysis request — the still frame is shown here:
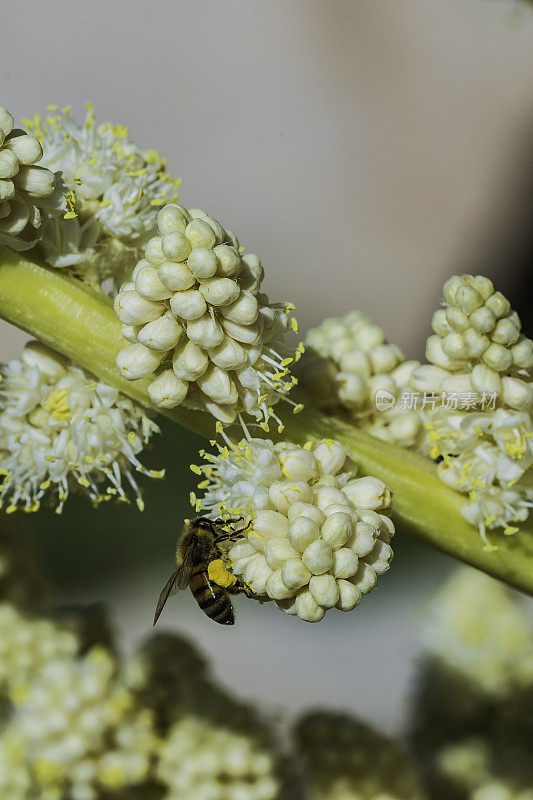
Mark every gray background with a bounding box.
[1,0,533,734]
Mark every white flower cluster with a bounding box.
[26,103,180,285]
[0,341,161,514]
[412,275,533,545]
[196,437,394,622]
[157,715,279,800]
[419,567,533,698]
[4,644,157,800]
[303,310,421,447]
[115,203,300,427]
[0,105,57,251]
[294,711,426,800]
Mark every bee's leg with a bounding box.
[212,516,243,526]
[233,519,253,537]
[233,578,255,598]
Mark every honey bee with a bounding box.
[153,516,250,626]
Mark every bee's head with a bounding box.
[194,516,215,532]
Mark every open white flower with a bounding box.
[302,310,422,447]
[195,437,394,622]
[0,105,59,251]
[115,203,301,428]
[26,103,180,287]
[0,341,162,513]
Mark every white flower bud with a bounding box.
[157,260,196,292]
[469,275,494,300]
[288,516,321,553]
[172,341,209,380]
[219,291,259,325]
[332,548,359,579]
[441,333,468,360]
[338,348,372,377]
[198,277,240,307]
[287,502,325,527]
[138,311,182,351]
[221,318,262,345]
[314,485,350,512]
[445,307,470,333]
[511,338,533,369]
[214,244,241,277]
[269,480,313,514]
[471,365,502,396]
[321,512,352,548]
[485,291,510,318]
[170,289,207,321]
[337,372,367,406]
[367,541,393,574]
[280,449,317,482]
[188,207,208,218]
[281,557,312,590]
[239,253,264,293]
[411,364,449,393]
[186,246,218,279]
[312,440,347,477]
[482,342,512,372]
[432,309,452,337]
[13,165,54,197]
[302,540,333,575]
[197,365,238,405]
[356,324,384,350]
[252,510,289,545]
[114,291,164,325]
[147,369,188,408]
[264,537,298,570]
[266,569,294,600]
[441,373,473,395]
[135,265,173,301]
[0,147,20,178]
[157,203,189,234]
[208,337,248,370]
[349,521,378,557]
[309,574,339,608]
[203,400,237,424]
[469,306,496,334]
[185,218,216,249]
[3,133,43,164]
[353,563,377,593]
[442,275,464,305]
[0,179,14,200]
[186,307,224,347]
[501,377,533,411]
[295,589,325,622]
[121,324,140,344]
[116,343,163,380]
[369,344,402,373]
[426,335,461,370]
[342,477,391,510]
[336,580,362,611]
[455,284,483,314]
[463,328,490,358]
[0,106,14,136]
[145,236,165,265]
[491,317,520,346]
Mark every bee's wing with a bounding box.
[153,569,181,626]
[175,534,198,590]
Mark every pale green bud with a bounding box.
[312,440,347,477]
[0,106,14,137]
[295,590,325,622]
[343,477,391,510]
[239,253,264,294]
[350,521,378,557]
[501,377,533,411]
[0,179,14,200]
[161,231,192,262]
[196,365,238,405]
[0,148,19,179]
[198,277,240,306]
[253,510,289,543]
[202,215,226,244]
[172,340,209,381]
[309,574,339,608]
[332,548,359,579]
[482,342,512,372]
[441,333,468,360]
[314,485,350,512]
[214,244,241,277]
[369,343,402,373]
[321,512,352,549]
[114,290,164,325]
[411,364,449,392]
[471,364,502,396]
[121,324,140,344]
[336,580,362,611]
[3,133,43,164]
[170,290,207,320]
[491,317,520,346]
[156,260,196,292]
[463,328,490,358]
[269,480,313,514]
[208,336,248,370]
[219,291,259,325]
[288,516,321,553]
[455,284,483,314]
[281,557,312,590]
[266,570,294,600]
[511,338,533,369]
[446,306,470,333]
[353,563,377,593]
[441,373,474,394]
[185,218,216,249]
[187,246,218,279]
[186,313,224,348]
[116,343,163,380]
[432,309,452,337]
[138,311,182,351]
[469,306,496,334]
[426,335,461,370]
[147,369,188,408]
[469,275,494,300]
[134,265,173,301]
[264,537,298,570]
[13,164,54,197]
[302,539,333,575]
[287,502,325,527]
[337,348,372,377]
[337,372,367,406]
[221,317,262,345]
[144,236,165,265]
[157,203,189,234]
[280,449,317,482]
[485,291,510,318]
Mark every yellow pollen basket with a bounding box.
[208,559,237,588]
[43,389,71,421]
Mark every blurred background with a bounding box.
[1,0,532,734]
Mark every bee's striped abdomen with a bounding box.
[189,563,235,625]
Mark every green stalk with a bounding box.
[1,247,533,595]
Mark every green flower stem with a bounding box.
[1,247,533,596]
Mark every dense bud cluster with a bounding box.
[196,437,394,622]
[115,203,300,427]
[0,341,161,513]
[294,711,426,800]
[0,105,57,250]
[26,104,180,287]
[302,311,421,447]
[412,276,533,545]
